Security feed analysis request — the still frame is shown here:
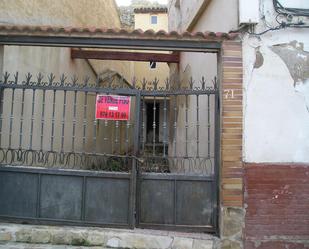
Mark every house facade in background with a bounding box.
[168,0,309,248]
[0,0,133,159]
[133,7,169,83]
[133,7,170,149]
[0,0,132,80]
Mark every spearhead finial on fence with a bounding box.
[48,73,55,86]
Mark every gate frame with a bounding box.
[0,26,244,237]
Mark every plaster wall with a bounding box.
[243,0,309,163]
[168,0,238,81]
[134,60,169,83]
[0,0,120,27]
[168,0,238,174]
[134,12,169,84]
[0,0,133,161]
[0,0,133,81]
[134,12,168,32]
[168,0,207,32]
[169,0,309,163]
[168,0,237,32]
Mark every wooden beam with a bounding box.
[71,49,180,63]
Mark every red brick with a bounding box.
[244,163,309,241]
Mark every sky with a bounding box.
[115,0,168,6]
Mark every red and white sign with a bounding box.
[95,95,131,120]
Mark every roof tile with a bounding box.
[133,7,168,14]
[0,25,239,41]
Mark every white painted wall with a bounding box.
[243,1,309,163]
[168,0,309,163]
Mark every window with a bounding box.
[149,61,156,69]
[151,15,158,24]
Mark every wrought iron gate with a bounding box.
[0,72,219,233]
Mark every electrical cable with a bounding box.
[229,1,309,36]
[273,0,309,17]
[246,2,309,36]
[247,22,309,36]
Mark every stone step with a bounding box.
[0,223,216,249]
[0,242,109,249]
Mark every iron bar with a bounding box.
[207,94,210,158]
[115,120,119,154]
[39,90,46,151]
[71,90,77,152]
[0,88,4,147]
[173,96,177,157]
[18,89,25,149]
[93,95,97,154]
[125,119,130,155]
[103,120,108,147]
[141,96,145,153]
[8,89,15,149]
[185,95,189,157]
[163,95,167,157]
[50,90,56,152]
[129,91,141,228]
[152,96,156,156]
[29,89,36,150]
[103,92,109,153]
[196,95,200,158]
[82,92,88,153]
[60,90,67,153]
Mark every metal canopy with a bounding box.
[0,35,221,52]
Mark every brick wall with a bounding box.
[220,40,244,248]
[244,164,309,249]
[221,40,244,207]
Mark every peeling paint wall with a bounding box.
[243,0,309,163]
[242,1,309,247]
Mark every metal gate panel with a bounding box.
[0,167,132,228]
[137,173,215,232]
[0,170,38,218]
[40,174,83,220]
[135,80,219,233]
[84,176,130,224]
